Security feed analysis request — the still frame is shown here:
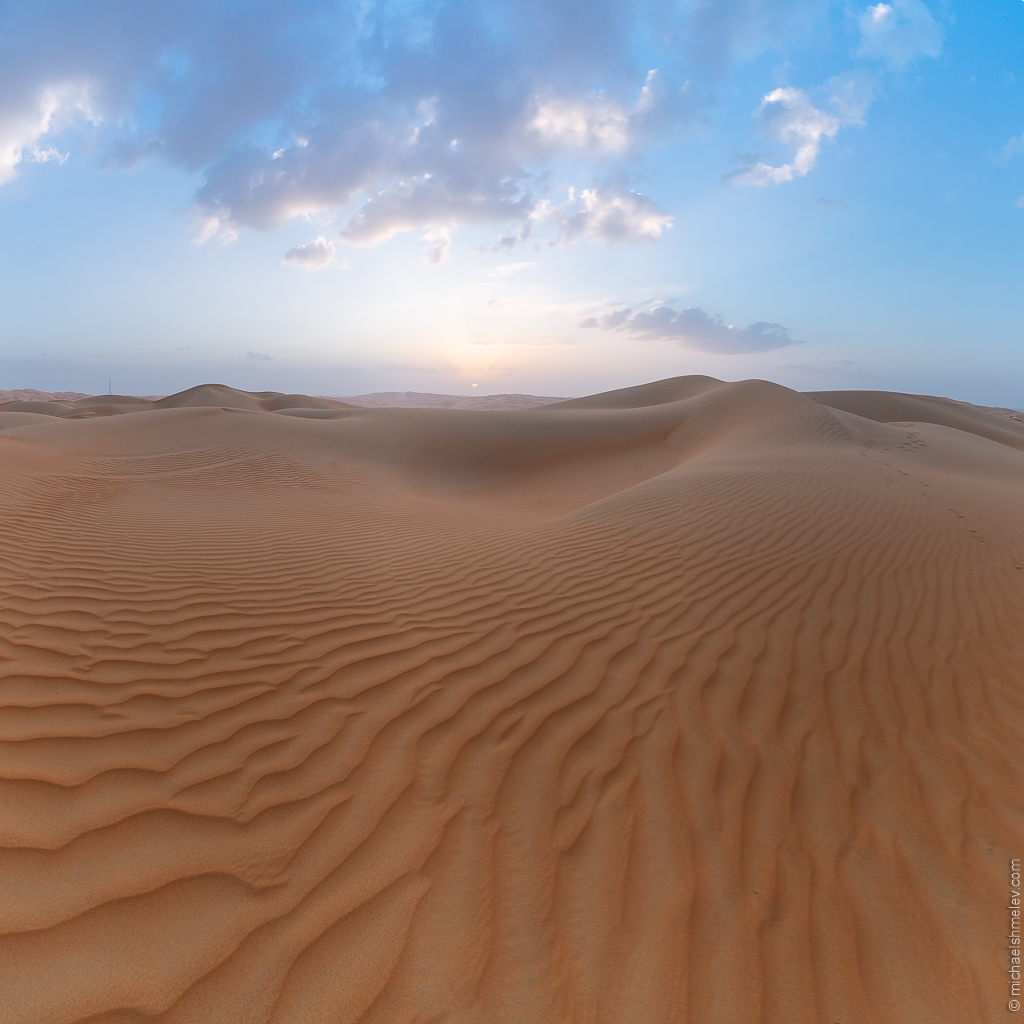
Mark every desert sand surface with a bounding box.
[0,389,92,404]
[0,390,569,410]
[0,375,1022,1023]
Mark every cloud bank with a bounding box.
[1,0,706,259]
[581,305,795,354]
[0,0,942,252]
[0,0,847,257]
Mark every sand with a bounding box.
[0,389,92,404]
[0,391,570,411]
[336,392,571,410]
[0,375,1021,1023]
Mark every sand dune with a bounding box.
[0,389,92,404]
[336,391,570,410]
[0,376,1021,1023]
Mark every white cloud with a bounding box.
[282,235,336,271]
[1001,134,1024,163]
[732,88,839,185]
[581,304,795,354]
[855,1,943,69]
[543,186,673,245]
[422,226,451,266]
[529,71,665,154]
[825,69,876,125]
[530,96,633,153]
[0,82,93,185]
[733,71,875,186]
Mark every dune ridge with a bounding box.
[0,389,571,413]
[334,391,570,410]
[0,376,1022,1023]
[0,389,92,404]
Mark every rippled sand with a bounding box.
[1,376,1022,1023]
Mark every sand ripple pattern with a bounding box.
[1,378,1023,1023]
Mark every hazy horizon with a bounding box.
[4,376,1024,414]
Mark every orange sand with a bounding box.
[0,376,1021,1023]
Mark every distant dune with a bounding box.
[0,388,93,404]
[335,390,571,409]
[0,376,1021,1023]
[0,389,569,410]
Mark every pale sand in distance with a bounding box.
[0,376,1022,1023]
[0,390,569,410]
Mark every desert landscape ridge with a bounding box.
[0,374,1022,1023]
[0,390,571,411]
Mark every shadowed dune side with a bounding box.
[544,375,727,410]
[806,389,1024,453]
[0,377,1022,1024]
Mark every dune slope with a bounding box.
[0,376,1022,1024]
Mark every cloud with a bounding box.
[0,0,825,257]
[855,1,943,69]
[732,71,875,186]
[282,235,335,271]
[529,70,667,154]
[825,69,875,125]
[731,88,838,185]
[542,186,673,245]
[422,227,451,266]
[1000,134,1024,164]
[247,350,271,360]
[680,0,832,79]
[530,96,633,154]
[581,305,795,353]
[0,82,94,185]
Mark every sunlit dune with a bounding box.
[0,376,1021,1023]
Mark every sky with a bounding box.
[0,0,1022,404]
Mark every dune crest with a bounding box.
[0,389,93,404]
[337,391,569,410]
[0,376,1022,1023]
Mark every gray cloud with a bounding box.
[282,236,336,271]
[0,0,852,256]
[581,305,795,354]
[540,186,673,246]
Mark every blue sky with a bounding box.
[1,0,1022,403]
